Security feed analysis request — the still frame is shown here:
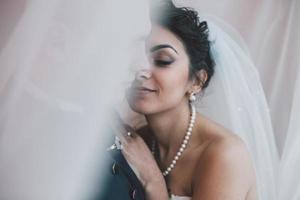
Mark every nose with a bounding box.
[130,42,152,81]
[136,69,152,81]
[133,57,152,81]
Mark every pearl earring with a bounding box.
[189,92,196,102]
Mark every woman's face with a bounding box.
[126,24,193,115]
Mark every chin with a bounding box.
[125,89,160,115]
[128,100,153,115]
[126,96,160,115]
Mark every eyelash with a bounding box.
[154,60,173,66]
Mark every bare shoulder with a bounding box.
[195,113,251,157]
[191,113,256,199]
[199,132,253,174]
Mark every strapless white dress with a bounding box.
[170,194,191,200]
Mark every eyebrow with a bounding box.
[150,44,178,54]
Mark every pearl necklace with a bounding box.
[151,103,196,176]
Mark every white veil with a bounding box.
[195,17,279,200]
[117,14,280,200]
[278,68,300,200]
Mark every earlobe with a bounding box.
[189,92,197,102]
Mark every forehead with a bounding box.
[145,25,186,53]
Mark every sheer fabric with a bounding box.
[0,0,300,200]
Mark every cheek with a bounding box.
[155,66,189,104]
[125,63,190,114]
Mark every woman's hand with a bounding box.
[110,111,169,200]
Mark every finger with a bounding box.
[123,123,138,138]
[109,110,136,143]
[112,110,137,133]
[109,123,126,143]
[111,123,131,144]
[109,110,127,137]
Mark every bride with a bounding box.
[111,1,278,200]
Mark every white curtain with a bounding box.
[0,0,150,199]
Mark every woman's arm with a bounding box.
[110,112,169,200]
[143,176,169,200]
[121,133,169,200]
[192,136,256,200]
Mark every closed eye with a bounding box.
[154,60,173,66]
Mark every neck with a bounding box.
[145,99,192,159]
